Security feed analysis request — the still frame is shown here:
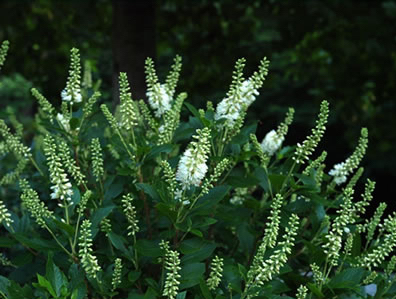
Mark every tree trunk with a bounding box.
[112,0,156,103]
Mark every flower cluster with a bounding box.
[44,135,73,206]
[261,107,295,156]
[145,56,182,118]
[0,198,13,227]
[78,219,101,278]
[56,113,70,132]
[111,258,123,291]
[296,285,308,299]
[215,57,269,128]
[0,40,9,70]
[90,138,104,181]
[119,72,138,130]
[293,100,329,164]
[121,194,139,236]
[61,48,82,104]
[254,214,299,284]
[0,119,31,158]
[328,128,369,185]
[160,240,181,299]
[207,255,224,290]
[58,139,86,186]
[31,88,55,123]
[77,190,92,214]
[175,127,211,189]
[19,179,54,228]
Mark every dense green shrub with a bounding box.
[0,41,395,299]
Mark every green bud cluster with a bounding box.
[121,194,139,236]
[248,194,284,282]
[323,188,354,266]
[83,91,101,119]
[138,100,157,131]
[363,271,378,285]
[0,198,13,227]
[0,40,9,70]
[0,253,14,267]
[158,92,187,145]
[346,167,364,190]
[310,263,323,286]
[78,219,101,278]
[77,190,92,214]
[0,119,31,158]
[200,158,230,196]
[160,240,181,299]
[145,57,159,91]
[0,158,28,186]
[276,107,295,139]
[100,218,112,236]
[296,285,308,299]
[101,104,119,132]
[62,48,82,104]
[293,100,329,164]
[111,258,123,291]
[19,179,54,228]
[386,256,396,277]
[119,72,138,130]
[58,139,86,185]
[160,160,177,198]
[165,55,182,97]
[207,255,224,290]
[90,138,104,181]
[254,214,299,284]
[250,133,269,167]
[31,88,55,123]
[44,135,73,205]
[303,151,327,176]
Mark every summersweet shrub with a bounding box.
[0,40,395,299]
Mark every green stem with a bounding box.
[44,224,74,259]
[29,156,44,176]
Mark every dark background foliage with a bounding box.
[0,0,395,201]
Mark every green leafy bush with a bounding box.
[0,41,395,299]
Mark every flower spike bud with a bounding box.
[122,194,139,236]
[58,139,86,185]
[296,285,308,299]
[101,104,119,131]
[250,133,270,167]
[207,255,224,290]
[19,179,54,228]
[119,72,138,130]
[111,258,123,291]
[90,138,104,182]
[77,190,92,214]
[329,128,368,185]
[0,119,31,158]
[176,127,211,189]
[83,91,101,119]
[303,151,327,175]
[260,107,295,156]
[31,88,55,123]
[165,55,182,98]
[138,100,158,131]
[0,40,9,70]
[160,160,177,198]
[0,158,28,186]
[43,135,73,205]
[160,240,181,299]
[0,198,13,228]
[293,100,329,164]
[61,48,82,104]
[78,219,101,278]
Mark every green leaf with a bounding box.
[307,282,325,298]
[128,271,141,283]
[146,144,175,160]
[91,205,115,228]
[0,236,17,248]
[180,238,216,263]
[195,185,231,212]
[226,175,260,188]
[190,229,203,238]
[200,279,213,299]
[328,268,365,290]
[143,286,158,299]
[104,183,124,201]
[37,274,57,297]
[108,232,128,252]
[135,239,162,257]
[53,218,75,238]
[46,253,66,297]
[155,202,177,222]
[136,183,160,201]
[13,233,59,251]
[176,291,187,299]
[179,262,205,289]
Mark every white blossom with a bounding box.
[61,88,82,104]
[260,130,284,156]
[215,80,259,127]
[56,113,70,132]
[146,83,172,117]
[175,128,210,189]
[329,162,348,185]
